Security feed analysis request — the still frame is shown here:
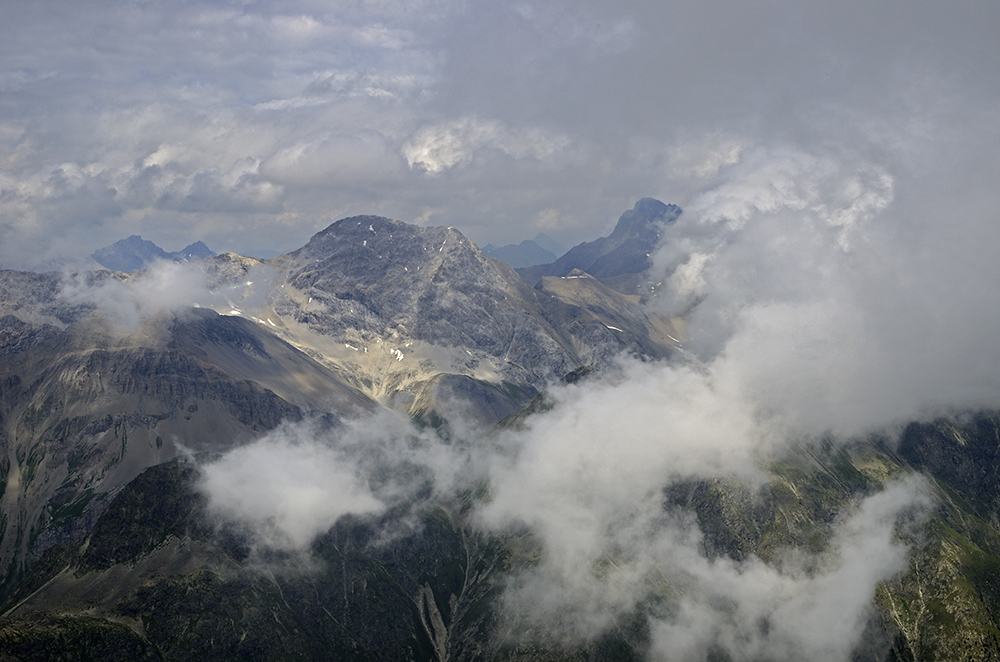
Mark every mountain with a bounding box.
[531,232,565,258]
[91,236,216,272]
[481,239,557,268]
[172,241,214,262]
[0,206,681,606]
[3,404,1000,660]
[0,272,375,597]
[517,198,681,294]
[227,214,678,425]
[0,460,508,661]
[3,201,1000,660]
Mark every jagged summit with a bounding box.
[609,198,681,240]
[255,212,677,424]
[286,215,475,279]
[517,198,681,294]
[270,215,577,380]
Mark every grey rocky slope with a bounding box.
[209,213,678,426]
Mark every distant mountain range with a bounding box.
[481,232,565,268]
[91,235,215,272]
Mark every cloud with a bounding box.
[4,0,998,258]
[402,117,570,173]
[154,159,285,214]
[57,259,218,330]
[199,412,473,551]
[648,476,931,661]
[648,141,1000,437]
[262,131,406,187]
[200,422,385,550]
[194,350,932,659]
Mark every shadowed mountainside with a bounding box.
[3,409,1000,660]
[0,296,373,599]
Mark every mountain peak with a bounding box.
[177,241,215,261]
[517,198,681,294]
[608,198,681,240]
[91,236,170,272]
[91,236,215,272]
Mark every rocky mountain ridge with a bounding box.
[205,212,679,426]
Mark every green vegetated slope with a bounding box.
[2,413,1000,660]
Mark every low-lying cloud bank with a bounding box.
[651,143,1000,437]
[193,324,937,659]
[58,261,216,331]
[195,360,931,660]
[647,477,930,661]
[56,258,278,332]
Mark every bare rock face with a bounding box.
[535,269,680,366]
[271,216,573,370]
[254,215,676,424]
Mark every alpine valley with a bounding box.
[1,199,999,661]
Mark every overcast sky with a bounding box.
[1,0,998,265]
